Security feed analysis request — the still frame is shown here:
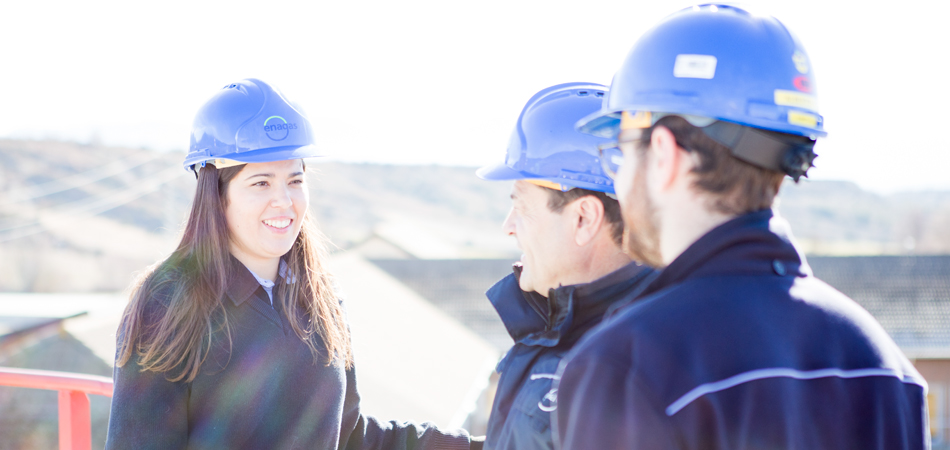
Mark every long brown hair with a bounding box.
[116,163,352,382]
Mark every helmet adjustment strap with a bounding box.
[525,179,618,199]
[702,121,816,182]
[188,158,246,178]
[526,179,574,192]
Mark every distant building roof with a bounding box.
[371,256,950,359]
[0,293,126,366]
[347,232,418,260]
[810,255,950,359]
[369,259,516,351]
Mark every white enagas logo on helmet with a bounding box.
[263,115,298,141]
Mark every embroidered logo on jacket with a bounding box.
[530,373,560,412]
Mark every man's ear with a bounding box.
[649,125,691,192]
[572,195,605,247]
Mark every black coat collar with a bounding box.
[488,262,652,347]
[639,209,810,301]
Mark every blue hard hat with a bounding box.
[577,4,826,140]
[477,82,615,194]
[184,78,321,172]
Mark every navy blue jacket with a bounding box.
[554,210,929,450]
[107,256,476,450]
[484,262,653,450]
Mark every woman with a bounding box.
[106,79,480,450]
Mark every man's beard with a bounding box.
[621,163,664,268]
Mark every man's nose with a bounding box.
[502,209,517,236]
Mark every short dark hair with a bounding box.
[639,115,785,215]
[546,188,623,245]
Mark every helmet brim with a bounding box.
[476,162,615,194]
[183,144,323,171]
[575,109,622,139]
[226,144,323,164]
[476,162,528,181]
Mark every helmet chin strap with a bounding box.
[700,121,817,182]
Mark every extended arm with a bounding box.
[338,364,479,450]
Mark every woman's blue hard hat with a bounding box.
[184,79,321,172]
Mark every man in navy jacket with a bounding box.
[553,5,930,449]
[476,82,654,450]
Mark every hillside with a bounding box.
[778,180,950,254]
[1,139,948,292]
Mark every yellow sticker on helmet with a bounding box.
[787,111,818,128]
[526,179,571,192]
[774,90,818,112]
[621,111,653,130]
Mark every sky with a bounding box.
[0,0,948,193]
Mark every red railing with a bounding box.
[0,367,114,450]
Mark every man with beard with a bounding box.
[475,82,653,450]
[552,5,929,450]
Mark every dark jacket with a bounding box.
[554,210,929,450]
[484,262,654,450]
[107,257,477,450]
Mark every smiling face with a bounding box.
[224,159,308,277]
[503,180,577,296]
